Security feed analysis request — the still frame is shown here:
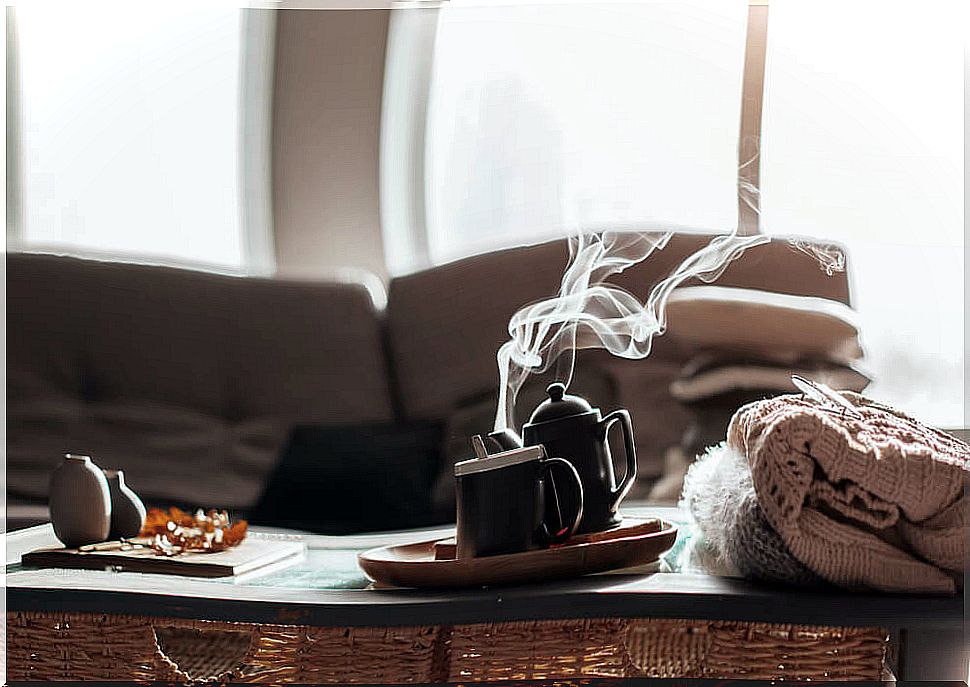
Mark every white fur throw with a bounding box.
[681,443,823,586]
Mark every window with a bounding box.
[10,3,266,272]
[423,0,749,266]
[405,0,963,426]
[761,0,964,426]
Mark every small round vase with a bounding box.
[49,454,112,548]
[104,469,147,539]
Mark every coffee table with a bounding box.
[6,507,966,682]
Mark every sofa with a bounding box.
[7,235,853,530]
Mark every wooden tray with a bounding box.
[358,519,677,588]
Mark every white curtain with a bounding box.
[11,2,275,274]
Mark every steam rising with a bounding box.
[788,240,846,276]
[491,144,847,431]
[494,230,773,431]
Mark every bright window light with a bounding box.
[425,0,748,265]
[761,0,964,427]
[15,2,245,270]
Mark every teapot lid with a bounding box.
[528,382,594,424]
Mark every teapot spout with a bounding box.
[485,429,523,453]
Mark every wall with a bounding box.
[271,9,390,283]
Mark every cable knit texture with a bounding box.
[728,392,969,593]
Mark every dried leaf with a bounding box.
[139,507,247,556]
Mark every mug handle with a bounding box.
[538,457,584,544]
[600,409,637,511]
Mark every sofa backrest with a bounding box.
[7,236,854,512]
[384,234,852,483]
[7,252,394,508]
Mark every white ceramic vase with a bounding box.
[104,469,147,539]
[48,454,112,547]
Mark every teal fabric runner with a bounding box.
[236,548,372,589]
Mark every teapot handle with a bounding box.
[600,409,637,509]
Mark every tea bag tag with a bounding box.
[471,435,489,459]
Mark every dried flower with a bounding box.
[139,507,247,555]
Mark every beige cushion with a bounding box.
[669,363,870,403]
[663,286,864,363]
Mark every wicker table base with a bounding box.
[8,611,888,683]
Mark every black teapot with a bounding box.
[488,382,637,534]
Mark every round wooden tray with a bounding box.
[358,519,677,589]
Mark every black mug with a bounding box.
[455,445,583,558]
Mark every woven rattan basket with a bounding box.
[7,611,888,683]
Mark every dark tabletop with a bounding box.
[6,520,964,631]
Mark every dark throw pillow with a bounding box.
[249,422,451,535]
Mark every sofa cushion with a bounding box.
[6,395,285,509]
[250,422,449,534]
[7,252,395,508]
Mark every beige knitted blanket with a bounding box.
[728,392,968,593]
